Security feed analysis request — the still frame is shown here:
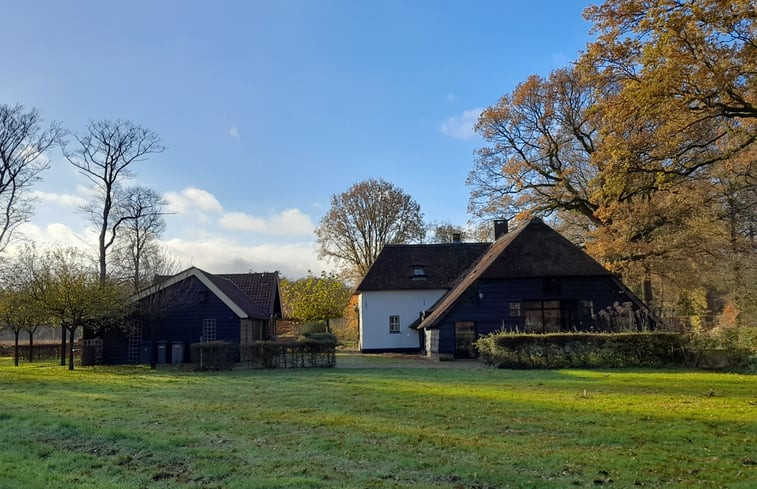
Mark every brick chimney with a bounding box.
[494,219,508,240]
[452,232,462,244]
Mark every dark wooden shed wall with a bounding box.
[101,276,242,364]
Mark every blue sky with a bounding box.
[1,0,593,278]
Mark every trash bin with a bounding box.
[171,342,185,364]
[157,341,167,364]
[141,342,152,364]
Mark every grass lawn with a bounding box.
[0,356,754,488]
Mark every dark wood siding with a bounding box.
[102,276,242,364]
[435,276,638,355]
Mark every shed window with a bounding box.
[202,319,217,342]
[389,315,400,333]
[509,302,521,318]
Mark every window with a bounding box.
[509,302,521,318]
[389,315,400,333]
[411,265,427,280]
[523,300,562,333]
[202,319,217,342]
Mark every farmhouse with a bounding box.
[89,267,282,365]
[357,218,653,357]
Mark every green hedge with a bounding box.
[0,342,61,361]
[476,332,684,369]
[190,341,239,370]
[241,338,336,368]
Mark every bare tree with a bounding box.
[315,178,425,281]
[64,120,165,283]
[0,104,62,253]
[111,186,168,291]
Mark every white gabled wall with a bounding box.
[359,289,447,351]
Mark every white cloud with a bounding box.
[10,222,97,255]
[164,187,223,213]
[229,125,240,140]
[219,208,314,235]
[440,107,483,140]
[162,237,322,278]
[30,191,87,208]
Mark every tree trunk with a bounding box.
[60,327,67,366]
[68,326,76,371]
[643,275,654,309]
[14,330,19,367]
[326,318,330,333]
[150,328,157,370]
[28,330,34,363]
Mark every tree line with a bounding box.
[0,104,173,368]
[315,0,754,329]
[466,0,755,326]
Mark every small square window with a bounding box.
[580,300,594,317]
[389,315,400,333]
[509,302,521,318]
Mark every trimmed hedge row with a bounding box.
[476,332,683,369]
[191,341,239,370]
[242,334,336,368]
[0,342,61,361]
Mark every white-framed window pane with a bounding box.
[202,319,217,342]
[389,315,400,333]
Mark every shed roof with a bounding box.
[218,272,281,317]
[136,267,278,319]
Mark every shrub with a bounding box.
[298,322,329,335]
[476,332,683,369]
[298,332,337,343]
[190,341,239,371]
[242,337,336,368]
[680,325,756,369]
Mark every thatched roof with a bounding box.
[417,218,614,329]
[356,242,490,291]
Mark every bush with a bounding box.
[476,332,683,369]
[298,332,337,343]
[298,322,329,335]
[680,325,756,370]
[242,337,336,368]
[190,341,239,370]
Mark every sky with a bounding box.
[1,0,594,279]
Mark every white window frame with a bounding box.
[389,315,400,334]
[202,318,217,342]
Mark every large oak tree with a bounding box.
[315,178,425,281]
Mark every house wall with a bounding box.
[433,276,638,356]
[359,289,446,351]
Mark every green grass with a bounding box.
[0,357,754,488]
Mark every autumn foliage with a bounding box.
[468,0,755,325]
